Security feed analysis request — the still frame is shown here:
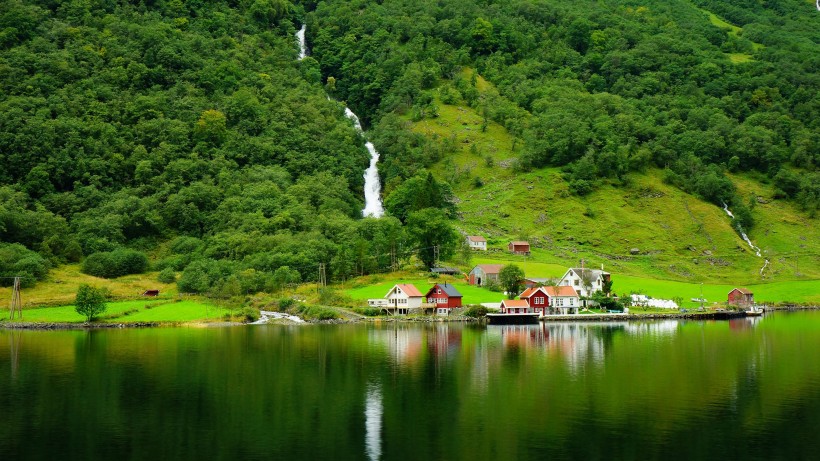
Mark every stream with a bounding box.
[722,203,769,276]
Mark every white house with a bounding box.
[466,236,487,251]
[384,284,424,315]
[544,286,580,315]
[559,267,611,302]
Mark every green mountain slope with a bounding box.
[404,74,820,285]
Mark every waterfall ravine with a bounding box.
[722,203,770,276]
[296,25,384,218]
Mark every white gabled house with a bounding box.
[384,284,424,315]
[466,236,487,251]
[559,267,611,305]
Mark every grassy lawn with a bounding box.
[6,299,230,324]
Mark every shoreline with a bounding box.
[3,305,817,330]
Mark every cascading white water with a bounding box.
[344,109,385,218]
[296,25,384,217]
[296,24,307,60]
[722,203,769,275]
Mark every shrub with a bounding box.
[81,249,149,278]
[463,305,488,318]
[158,267,177,283]
[240,306,260,322]
[75,284,108,322]
[278,297,295,310]
[0,243,51,288]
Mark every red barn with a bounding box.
[425,283,463,309]
[519,286,549,315]
[728,288,754,308]
[508,241,531,255]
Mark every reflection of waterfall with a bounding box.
[722,203,769,275]
[365,383,383,461]
[344,109,384,217]
[296,25,384,217]
[296,24,307,60]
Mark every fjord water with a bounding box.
[2,313,820,460]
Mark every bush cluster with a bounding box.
[81,249,149,279]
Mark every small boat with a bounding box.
[486,313,540,324]
[746,305,765,317]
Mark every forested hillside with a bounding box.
[1,0,818,296]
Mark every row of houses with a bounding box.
[469,265,611,299]
[368,283,464,316]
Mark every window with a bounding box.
[570,298,574,306]
[574,280,579,286]
[437,288,441,294]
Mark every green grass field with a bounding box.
[6,299,231,324]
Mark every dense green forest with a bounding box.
[1,0,818,294]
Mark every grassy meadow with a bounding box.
[3,299,230,324]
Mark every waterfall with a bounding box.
[344,108,385,218]
[296,24,307,60]
[297,25,384,217]
[722,203,769,275]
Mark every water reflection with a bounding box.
[364,382,383,461]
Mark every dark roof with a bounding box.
[427,283,463,298]
[431,267,460,274]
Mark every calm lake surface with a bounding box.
[2,312,820,460]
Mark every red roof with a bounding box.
[544,286,578,297]
[472,264,504,275]
[729,287,753,295]
[509,241,530,246]
[397,284,423,297]
[519,286,548,299]
[500,299,529,308]
[467,236,487,242]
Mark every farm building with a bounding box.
[466,236,487,251]
[508,241,530,255]
[728,288,754,308]
[469,264,504,286]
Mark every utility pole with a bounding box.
[433,245,440,269]
[9,276,22,320]
[317,263,327,292]
[390,244,397,273]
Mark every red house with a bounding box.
[425,283,463,309]
[519,286,549,315]
[508,241,531,255]
[728,288,754,308]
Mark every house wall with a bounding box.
[468,239,487,250]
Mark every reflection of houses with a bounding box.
[727,288,754,308]
[466,236,487,251]
[469,264,504,286]
[508,241,530,255]
[425,283,463,316]
[559,267,611,303]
